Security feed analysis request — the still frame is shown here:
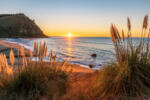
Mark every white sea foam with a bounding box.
[4,37,115,69]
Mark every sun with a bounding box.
[67,33,72,38]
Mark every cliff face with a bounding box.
[0,13,47,38]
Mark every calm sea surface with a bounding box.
[5,37,116,69]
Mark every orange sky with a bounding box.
[2,0,149,37]
[40,22,145,37]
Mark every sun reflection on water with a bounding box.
[66,37,73,57]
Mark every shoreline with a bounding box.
[2,38,104,69]
[0,39,94,69]
[0,39,94,73]
[0,40,30,53]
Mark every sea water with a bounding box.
[5,37,116,69]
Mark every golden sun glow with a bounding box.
[67,33,72,37]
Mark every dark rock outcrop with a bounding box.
[0,13,47,38]
[89,64,94,68]
[91,53,97,58]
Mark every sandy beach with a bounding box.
[0,40,30,54]
[0,39,94,74]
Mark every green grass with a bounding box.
[0,63,69,100]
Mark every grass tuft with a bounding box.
[0,63,69,100]
[92,15,150,100]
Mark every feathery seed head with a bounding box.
[110,24,115,42]
[44,46,47,57]
[49,51,53,62]
[110,24,121,43]
[143,15,148,29]
[122,30,125,41]
[29,50,33,62]
[10,49,15,66]
[127,17,131,31]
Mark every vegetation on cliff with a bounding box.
[0,13,47,38]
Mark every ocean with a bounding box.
[5,37,116,69]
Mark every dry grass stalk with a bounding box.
[114,25,121,42]
[110,24,120,43]
[2,54,9,68]
[44,46,47,58]
[34,41,36,52]
[0,54,4,72]
[22,56,27,67]
[33,40,49,62]
[61,59,68,69]
[53,55,57,63]
[38,41,42,60]
[122,30,125,41]
[143,15,148,29]
[61,58,72,71]
[24,57,27,66]
[34,41,37,56]
[42,44,45,57]
[104,15,150,99]
[43,40,46,52]
[6,67,13,75]
[127,17,131,32]
[110,25,115,42]
[36,42,39,55]
[20,46,27,66]
[34,41,39,56]
[17,48,20,65]
[29,50,33,62]
[0,54,12,74]
[9,49,15,67]
[49,51,53,63]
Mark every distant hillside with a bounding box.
[0,13,47,38]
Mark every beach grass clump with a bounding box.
[92,15,150,100]
[0,63,69,100]
[0,41,70,100]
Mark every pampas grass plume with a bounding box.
[127,17,131,32]
[44,46,47,57]
[110,24,120,43]
[10,49,15,66]
[29,50,33,62]
[110,24,115,42]
[122,30,125,41]
[49,51,53,62]
[143,15,148,29]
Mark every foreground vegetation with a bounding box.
[0,41,69,100]
[0,15,150,100]
[92,15,150,100]
[0,63,68,100]
[63,15,150,100]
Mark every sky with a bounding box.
[0,0,150,37]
